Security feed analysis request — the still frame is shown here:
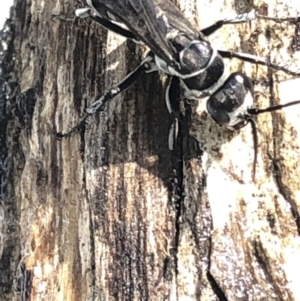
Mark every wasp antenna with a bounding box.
[255,14,300,24]
[248,100,300,115]
[246,117,258,182]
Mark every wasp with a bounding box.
[57,0,300,179]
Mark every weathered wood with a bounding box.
[1,0,300,300]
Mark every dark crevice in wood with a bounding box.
[162,255,173,281]
[252,240,270,279]
[267,152,300,235]
[82,124,96,300]
[252,240,279,297]
[267,56,300,235]
[88,204,97,300]
[14,88,37,135]
[206,236,228,301]
[14,263,33,301]
[0,5,23,300]
[291,20,300,52]
[206,271,228,301]
[0,19,13,201]
[183,99,214,297]
[173,163,184,284]
[169,77,185,288]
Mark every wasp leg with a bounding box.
[201,10,256,36]
[165,76,181,150]
[218,50,300,76]
[76,8,137,40]
[57,55,156,138]
[248,100,300,115]
[201,10,299,37]
[255,14,299,24]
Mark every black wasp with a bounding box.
[57,0,300,179]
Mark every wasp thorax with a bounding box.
[180,41,213,73]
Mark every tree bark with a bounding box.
[1,0,300,300]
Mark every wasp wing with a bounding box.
[153,0,199,37]
[88,0,182,67]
